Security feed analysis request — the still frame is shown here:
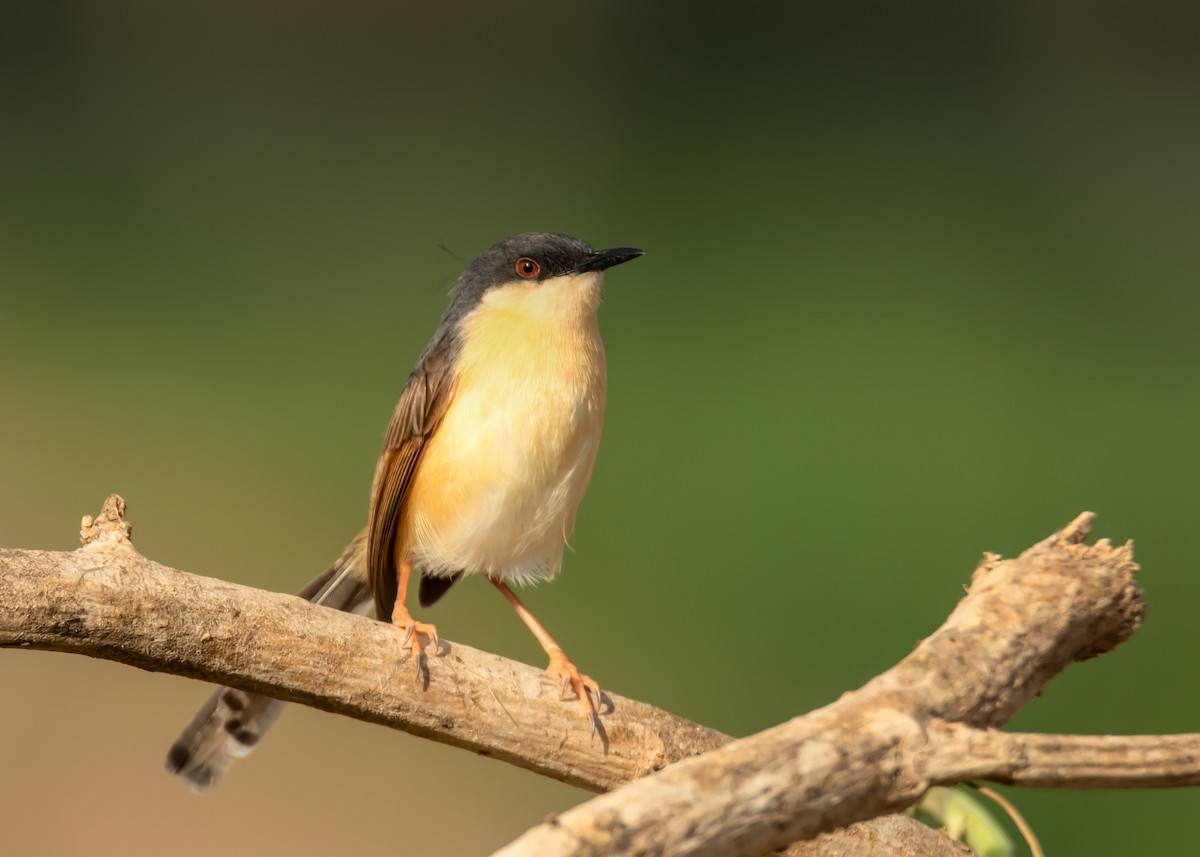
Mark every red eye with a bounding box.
[516,257,541,278]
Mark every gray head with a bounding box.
[447,232,643,314]
[406,232,642,392]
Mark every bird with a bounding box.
[166,232,643,791]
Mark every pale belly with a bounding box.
[400,355,606,583]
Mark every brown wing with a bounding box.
[368,337,456,622]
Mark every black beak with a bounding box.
[575,247,645,274]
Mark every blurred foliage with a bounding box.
[915,787,1018,857]
[2,2,1199,855]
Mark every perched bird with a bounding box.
[166,232,642,791]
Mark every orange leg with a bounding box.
[391,558,440,679]
[489,578,607,730]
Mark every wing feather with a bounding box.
[368,338,456,621]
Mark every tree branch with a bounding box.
[3,496,726,790]
[924,725,1200,790]
[490,513,1181,857]
[0,496,960,857]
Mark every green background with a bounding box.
[3,3,1198,855]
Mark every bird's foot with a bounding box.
[547,650,609,735]
[392,611,440,683]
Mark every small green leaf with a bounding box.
[910,786,1018,857]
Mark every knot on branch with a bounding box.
[80,494,133,547]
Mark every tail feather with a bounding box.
[166,530,370,793]
[418,571,461,607]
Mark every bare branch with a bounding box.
[493,514,1155,857]
[925,724,1200,790]
[3,496,723,790]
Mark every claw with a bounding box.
[546,650,605,732]
[391,613,440,690]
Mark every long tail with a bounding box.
[165,529,370,793]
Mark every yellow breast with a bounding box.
[401,271,607,582]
